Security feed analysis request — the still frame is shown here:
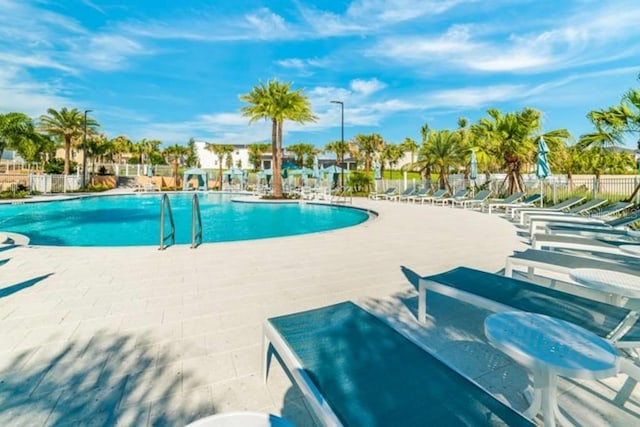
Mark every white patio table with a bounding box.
[186,412,295,427]
[570,268,640,307]
[485,311,619,427]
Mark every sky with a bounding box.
[1,0,640,149]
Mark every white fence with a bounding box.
[374,173,640,203]
[29,174,81,193]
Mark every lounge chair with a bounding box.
[264,301,534,427]
[418,188,449,204]
[505,249,640,296]
[502,194,542,216]
[406,188,431,203]
[433,189,469,206]
[531,233,640,257]
[388,187,416,202]
[417,267,640,385]
[482,192,525,214]
[369,187,396,200]
[524,199,609,235]
[451,189,492,209]
[545,209,640,237]
[527,201,631,235]
[510,196,586,222]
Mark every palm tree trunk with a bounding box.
[272,118,283,198]
[64,137,71,175]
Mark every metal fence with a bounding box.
[374,173,640,204]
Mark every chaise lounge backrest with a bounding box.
[418,267,640,346]
[264,301,533,426]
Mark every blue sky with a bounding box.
[1,0,639,148]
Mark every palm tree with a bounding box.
[38,108,98,175]
[205,143,234,189]
[110,135,133,164]
[185,138,200,168]
[247,143,270,170]
[240,80,316,198]
[0,112,36,161]
[163,144,190,188]
[85,134,113,174]
[400,137,418,168]
[471,108,569,194]
[286,143,316,167]
[354,133,385,173]
[419,129,463,191]
[380,143,404,179]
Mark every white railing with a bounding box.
[28,174,81,193]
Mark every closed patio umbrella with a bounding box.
[536,136,551,207]
[469,151,477,195]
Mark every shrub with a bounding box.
[348,171,373,193]
[44,158,78,174]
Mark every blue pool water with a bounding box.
[0,193,371,247]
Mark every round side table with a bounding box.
[485,311,619,427]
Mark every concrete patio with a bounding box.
[0,196,639,426]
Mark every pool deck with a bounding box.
[1,193,639,426]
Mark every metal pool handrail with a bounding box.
[191,193,203,249]
[159,193,175,250]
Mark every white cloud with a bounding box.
[243,8,289,38]
[0,67,71,117]
[427,85,526,108]
[350,78,387,96]
[79,34,148,71]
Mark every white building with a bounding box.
[195,141,253,170]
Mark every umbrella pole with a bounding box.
[540,180,544,208]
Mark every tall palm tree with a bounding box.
[205,143,234,189]
[85,134,113,174]
[419,129,463,191]
[381,143,404,179]
[240,80,316,198]
[185,138,200,167]
[354,133,385,173]
[400,137,418,168]
[163,144,190,188]
[39,108,98,175]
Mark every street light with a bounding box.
[330,100,344,190]
[82,109,93,190]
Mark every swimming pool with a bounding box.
[0,193,372,247]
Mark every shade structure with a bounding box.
[313,156,320,178]
[182,167,208,191]
[536,137,551,207]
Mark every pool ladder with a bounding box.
[191,193,203,249]
[159,193,203,250]
[159,193,175,250]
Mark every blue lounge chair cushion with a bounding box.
[267,301,533,426]
[423,267,640,344]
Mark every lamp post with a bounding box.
[82,109,92,190]
[330,100,344,190]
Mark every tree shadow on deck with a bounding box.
[0,331,216,426]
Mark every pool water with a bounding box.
[0,193,371,247]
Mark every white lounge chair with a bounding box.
[451,190,492,209]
